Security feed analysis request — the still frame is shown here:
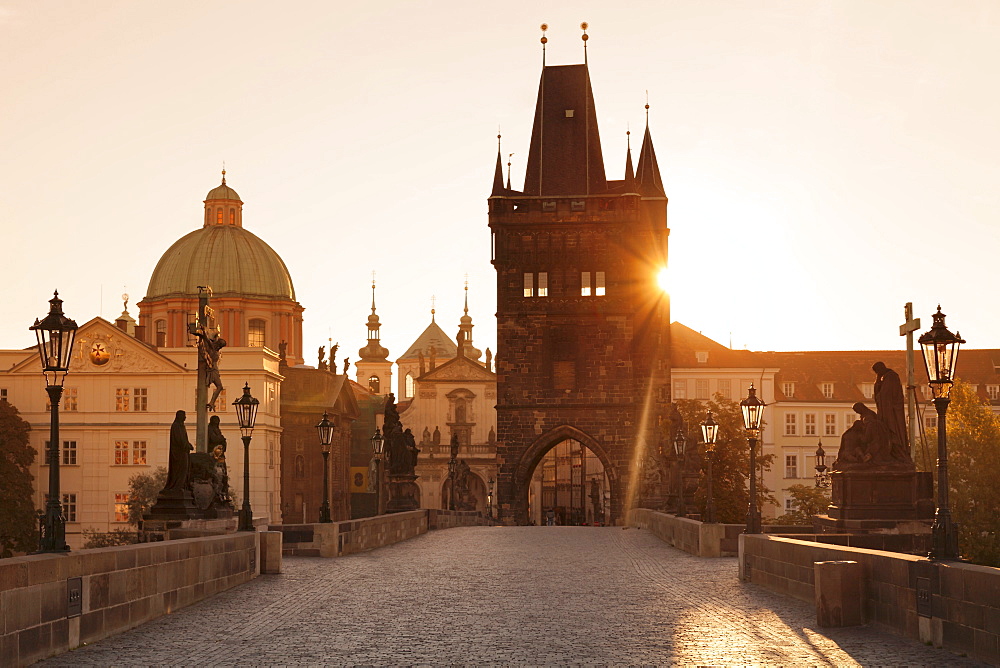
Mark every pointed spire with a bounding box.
[221,164,226,185]
[359,272,388,362]
[624,129,636,192]
[636,100,665,197]
[492,133,505,195]
[463,275,469,316]
[507,153,513,190]
[370,272,377,314]
[540,23,548,66]
[581,22,589,65]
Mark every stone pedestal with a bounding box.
[386,474,420,513]
[815,469,934,534]
[815,560,864,627]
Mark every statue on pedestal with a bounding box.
[164,410,193,494]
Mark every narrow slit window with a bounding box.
[595,271,606,296]
[581,272,591,296]
[537,272,548,297]
[523,273,533,298]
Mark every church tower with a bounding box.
[355,280,392,396]
[489,39,671,524]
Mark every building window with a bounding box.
[115,388,130,411]
[821,383,834,399]
[404,373,415,399]
[154,319,166,345]
[229,208,236,225]
[542,200,557,212]
[846,412,857,429]
[523,272,548,297]
[64,387,78,411]
[62,440,77,466]
[581,272,591,296]
[718,379,732,399]
[924,413,938,430]
[784,413,797,436]
[134,388,148,412]
[537,272,548,297]
[782,382,795,398]
[824,413,837,436]
[133,441,147,465]
[115,440,129,465]
[62,493,77,522]
[570,200,586,211]
[861,382,874,399]
[673,380,687,400]
[695,379,710,400]
[695,351,709,364]
[988,385,999,400]
[595,271,605,296]
[216,389,227,411]
[523,273,533,297]
[368,375,380,393]
[216,209,223,225]
[785,497,797,512]
[785,455,798,479]
[248,319,266,348]
[114,493,129,522]
[804,413,817,436]
[0,388,6,402]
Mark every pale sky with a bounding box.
[2,1,998,365]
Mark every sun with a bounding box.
[656,267,669,292]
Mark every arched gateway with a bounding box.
[489,54,671,525]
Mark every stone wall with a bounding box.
[272,510,427,557]
[740,534,1000,665]
[427,509,490,530]
[0,533,259,667]
[627,508,810,557]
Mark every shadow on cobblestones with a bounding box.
[37,527,985,667]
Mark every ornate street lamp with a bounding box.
[370,427,385,516]
[740,383,765,534]
[700,410,719,524]
[30,291,77,553]
[316,412,335,523]
[233,383,259,531]
[814,440,829,488]
[673,428,687,518]
[918,306,964,560]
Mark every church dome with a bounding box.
[206,182,241,201]
[145,225,296,300]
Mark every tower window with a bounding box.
[216,208,223,225]
[542,201,557,212]
[581,271,606,297]
[570,200,586,212]
[537,272,548,297]
[404,373,415,399]
[229,208,236,225]
[248,319,266,348]
[368,375,380,394]
[523,273,533,298]
[523,272,548,297]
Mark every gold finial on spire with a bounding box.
[431,295,436,322]
[464,274,470,315]
[581,22,589,64]
[371,270,377,314]
[221,162,226,185]
[507,152,514,188]
[540,23,548,65]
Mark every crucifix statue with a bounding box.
[188,286,225,453]
[899,302,921,461]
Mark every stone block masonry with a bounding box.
[0,532,260,667]
[740,533,1000,665]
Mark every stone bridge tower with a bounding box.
[489,56,671,525]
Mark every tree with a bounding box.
[922,380,1000,567]
[675,394,775,524]
[127,466,167,526]
[0,400,37,558]
[770,483,830,525]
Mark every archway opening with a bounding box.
[441,472,487,512]
[527,439,608,526]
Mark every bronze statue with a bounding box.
[834,402,905,469]
[194,329,226,411]
[209,418,230,505]
[872,361,909,458]
[433,426,441,445]
[164,410,193,492]
[422,427,432,445]
[343,357,350,374]
[403,428,420,471]
[318,345,327,370]
[330,342,339,368]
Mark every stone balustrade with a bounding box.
[740,533,1000,665]
[0,532,261,667]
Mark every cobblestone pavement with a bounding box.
[39,527,983,667]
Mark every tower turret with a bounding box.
[356,278,392,395]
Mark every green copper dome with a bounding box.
[145,224,296,301]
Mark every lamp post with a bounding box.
[448,435,459,511]
[741,383,765,534]
[316,412,335,523]
[700,410,719,524]
[487,476,495,520]
[673,428,687,518]
[233,383,259,532]
[918,306,964,560]
[30,291,77,553]
[370,427,385,516]
[814,440,829,489]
